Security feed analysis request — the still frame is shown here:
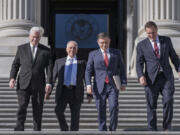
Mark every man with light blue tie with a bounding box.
[45,41,86,131]
[85,32,127,131]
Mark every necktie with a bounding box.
[154,41,160,58]
[65,59,73,86]
[32,46,36,60]
[104,51,109,83]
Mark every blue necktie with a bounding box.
[65,59,73,86]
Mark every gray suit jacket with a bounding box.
[136,36,180,84]
[52,57,86,103]
[85,48,127,94]
[10,43,53,91]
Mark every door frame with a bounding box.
[41,0,126,61]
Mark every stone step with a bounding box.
[1,97,180,101]
[0,108,167,112]
[2,83,180,88]
[1,110,180,116]
[1,77,180,134]
[0,104,179,110]
[0,131,180,135]
[2,88,180,93]
[1,103,180,108]
[1,117,180,122]
[0,94,149,98]
[1,92,180,98]
[0,122,180,129]
[0,112,180,119]
[0,77,172,80]
[3,99,180,105]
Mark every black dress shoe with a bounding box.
[14,127,24,131]
[34,129,41,131]
[148,128,157,131]
[33,127,41,131]
[164,128,172,131]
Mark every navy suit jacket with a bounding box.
[85,48,127,94]
[136,36,180,84]
[52,57,86,103]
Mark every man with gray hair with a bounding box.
[9,26,53,131]
[45,41,86,131]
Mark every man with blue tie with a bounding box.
[136,21,180,131]
[45,41,86,131]
[85,32,127,131]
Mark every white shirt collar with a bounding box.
[30,43,38,48]
[100,48,109,53]
[67,55,77,61]
[149,36,160,43]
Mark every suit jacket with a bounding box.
[85,48,127,94]
[136,36,180,84]
[52,57,86,103]
[10,43,53,91]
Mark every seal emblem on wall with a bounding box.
[65,14,99,41]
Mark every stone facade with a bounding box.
[0,0,180,77]
[128,0,180,77]
[0,0,47,77]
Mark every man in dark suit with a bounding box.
[136,21,180,131]
[9,27,52,131]
[45,41,86,131]
[85,32,127,131]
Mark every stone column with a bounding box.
[0,0,40,37]
[0,0,48,77]
[126,0,138,76]
[129,0,180,77]
[138,0,180,37]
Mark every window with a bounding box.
[55,14,108,48]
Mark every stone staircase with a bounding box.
[0,77,180,135]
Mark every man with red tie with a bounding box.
[85,32,127,131]
[136,21,180,131]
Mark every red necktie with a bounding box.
[154,41,160,59]
[104,51,109,83]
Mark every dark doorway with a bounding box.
[42,0,126,61]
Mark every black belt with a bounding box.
[157,71,164,75]
[63,85,76,89]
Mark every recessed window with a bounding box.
[55,14,108,48]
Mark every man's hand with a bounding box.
[44,93,50,100]
[139,76,147,86]
[120,86,126,91]
[87,86,93,103]
[45,85,52,100]
[9,79,15,88]
[178,72,180,80]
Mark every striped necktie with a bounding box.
[153,41,160,58]
[104,51,109,83]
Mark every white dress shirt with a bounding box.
[100,48,110,60]
[149,36,163,71]
[149,36,161,56]
[30,43,51,87]
[30,44,38,59]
